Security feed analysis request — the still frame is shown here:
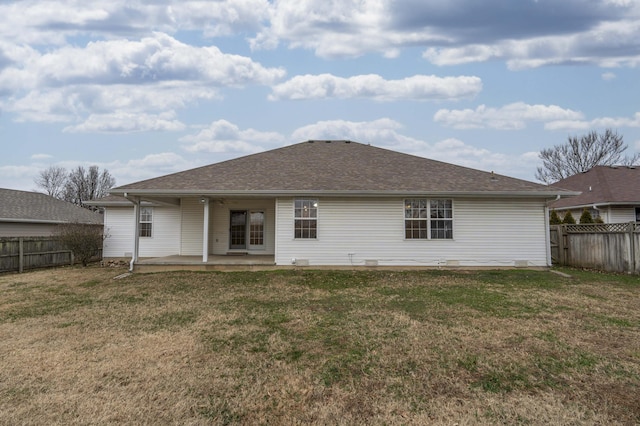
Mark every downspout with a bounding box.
[124,193,141,272]
[592,204,602,222]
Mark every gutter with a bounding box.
[109,189,580,199]
[0,217,102,225]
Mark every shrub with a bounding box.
[562,211,576,224]
[579,209,594,224]
[549,210,562,225]
[55,223,104,266]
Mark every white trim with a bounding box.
[110,189,577,199]
[202,198,209,263]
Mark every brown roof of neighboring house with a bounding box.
[0,188,104,224]
[550,165,640,209]
[111,140,571,198]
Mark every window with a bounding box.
[294,199,317,239]
[249,211,265,246]
[404,199,452,239]
[429,199,453,239]
[139,207,152,237]
[404,198,428,239]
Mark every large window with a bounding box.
[139,207,153,238]
[405,199,452,240]
[294,199,317,239]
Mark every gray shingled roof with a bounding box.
[112,140,571,197]
[550,165,640,209]
[0,188,104,224]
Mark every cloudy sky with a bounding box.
[2,0,640,191]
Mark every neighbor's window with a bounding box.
[294,199,317,239]
[404,199,452,239]
[139,207,153,238]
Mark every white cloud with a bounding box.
[0,33,284,128]
[602,72,617,80]
[269,74,482,101]
[422,19,640,69]
[434,102,584,130]
[0,1,271,45]
[111,152,194,183]
[0,164,42,192]
[290,118,542,180]
[64,112,186,133]
[251,0,399,58]
[180,119,286,153]
[64,153,196,188]
[545,112,640,131]
[291,118,421,146]
[2,32,284,91]
[30,153,53,160]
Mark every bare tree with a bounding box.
[34,166,68,198]
[55,222,104,266]
[63,166,116,208]
[536,129,640,184]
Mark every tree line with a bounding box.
[34,165,115,209]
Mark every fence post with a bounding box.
[559,225,567,265]
[18,237,24,273]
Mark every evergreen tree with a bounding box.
[579,209,594,224]
[562,211,576,224]
[549,210,562,225]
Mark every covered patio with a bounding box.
[134,254,277,272]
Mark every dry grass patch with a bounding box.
[0,266,639,425]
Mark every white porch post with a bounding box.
[544,204,552,267]
[202,197,210,263]
[131,196,141,270]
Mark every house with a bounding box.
[0,188,104,237]
[90,140,576,270]
[550,165,640,223]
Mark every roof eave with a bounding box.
[552,201,640,210]
[109,188,578,199]
[0,217,102,225]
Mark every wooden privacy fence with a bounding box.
[0,237,102,273]
[550,223,640,274]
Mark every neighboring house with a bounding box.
[0,188,104,237]
[550,165,640,223]
[90,140,575,269]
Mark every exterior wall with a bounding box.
[103,207,134,257]
[0,222,59,237]
[210,199,275,255]
[558,206,639,224]
[180,198,204,256]
[608,206,637,223]
[103,205,180,258]
[275,197,549,267]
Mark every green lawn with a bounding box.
[1,266,638,425]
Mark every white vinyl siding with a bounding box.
[563,206,639,224]
[103,205,180,258]
[275,197,549,267]
[102,207,134,258]
[180,198,204,256]
[608,207,637,223]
